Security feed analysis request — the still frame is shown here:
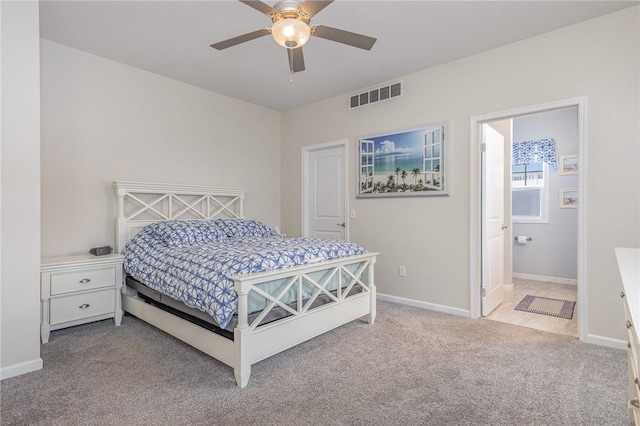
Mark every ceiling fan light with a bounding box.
[271,18,310,49]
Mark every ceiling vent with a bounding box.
[349,81,403,109]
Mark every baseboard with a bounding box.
[377,295,626,350]
[585,334,627,350]
[377,293,470,318]
[513,272,577,286]
[1,358,43,380]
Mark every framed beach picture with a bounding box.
[559,188,578,208]
[357,123,449,198]
[559,154,578,175]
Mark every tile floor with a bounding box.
[485,277,578,337]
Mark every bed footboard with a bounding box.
[233,252,377,388]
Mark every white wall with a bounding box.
[512,108,578,280]
[281,7,639,342]
[1,0,43,379]
[40,40,282,257]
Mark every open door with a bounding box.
[481,123,505,316]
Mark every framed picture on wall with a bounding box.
[356,122,449,198]
[559,188,578,208]
[559,154,578,175]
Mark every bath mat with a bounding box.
[514,295,576,319]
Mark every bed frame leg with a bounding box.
[367,258,377,324]
[234,285,251,388]
[368,284,377,325]
[234,364,251,388]
[234,326,251,388]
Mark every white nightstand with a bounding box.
[40,253,124,343]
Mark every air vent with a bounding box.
[350,82,403,109]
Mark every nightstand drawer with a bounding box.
[50,288,116,324]
[50,267,116,295]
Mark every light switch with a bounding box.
[350,209,356,219]
[399,266,406,277]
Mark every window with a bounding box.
[360,140,374,193]
[423,127,443,190]
[512,162,549,223]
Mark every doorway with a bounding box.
[469,97,588,342]
[483,109,579,337]
[302,140,349,240]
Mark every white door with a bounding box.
[481,124,505,316]
[303,142,347,240]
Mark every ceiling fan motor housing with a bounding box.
[274,1,306,13]
[271,0,311,24]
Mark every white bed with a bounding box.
[114,181,377,388]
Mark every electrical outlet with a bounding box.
[350,209,356,219]
[399,266,406,277]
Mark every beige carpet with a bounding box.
[1,300,626,425]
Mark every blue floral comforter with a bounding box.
[123,224,367,329]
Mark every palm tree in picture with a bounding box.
[395,167,401,184]
[387,175,395,191]
[412,167,421,185]
[400,170,408,185]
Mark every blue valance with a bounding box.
[512,138,557,169]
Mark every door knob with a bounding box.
[337,222,345,227]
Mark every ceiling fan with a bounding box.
[210,0,377,77]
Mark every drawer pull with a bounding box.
[631,399,640,409]
[79,278,91,284]
[621,291,626,299]
[629,341,633,349]
[627,320,633,329]
[78,303,90,309]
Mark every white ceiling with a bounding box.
[39,1,638,111]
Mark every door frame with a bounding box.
[301,139,350,240]
[469,96,588,342]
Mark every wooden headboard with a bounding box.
[114,181,246,252]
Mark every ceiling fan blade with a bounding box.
[299,1,334,18]
[311,25,376,50]
[287,47,306,73]
[238,0,278,17]
[210,28,271,50]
